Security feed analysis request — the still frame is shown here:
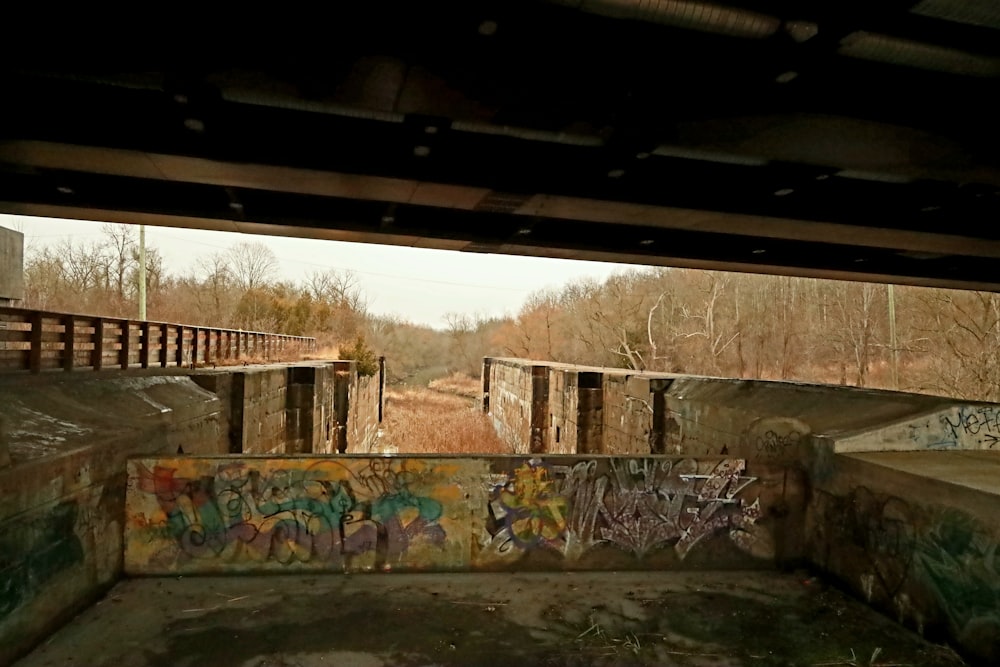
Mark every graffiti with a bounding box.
[0,501,84,619]
[743,417,808,460]
[491,463,569,549]
[915,509,1000,649]
[813,487,917,603]
[813,485,1000,662]
[486,458,761,562]
[131,459,448,570]
[940,406,1000,447]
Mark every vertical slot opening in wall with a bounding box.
[556,425,561,443]
[577,372,603,454]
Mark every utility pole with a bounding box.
[138,225,147,320]
[888,283,898,389]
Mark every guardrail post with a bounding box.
[190,327,199,367]
[92,317,104,371]
[62,315,75,371]
[140,322,150,368]
[156,322,170,368]
[174,325,184,367]
[157,324,168,367]
[120,320,131,369]
[29,312,42,373]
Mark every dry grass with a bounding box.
[380,386,511,454]
[428,372,482,399]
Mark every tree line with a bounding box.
[479,268,1000,403]
[21,225,366,347]
[18,224,1000,402]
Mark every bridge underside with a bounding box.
[3,1,1000,289]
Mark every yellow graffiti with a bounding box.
[501,465,568,544]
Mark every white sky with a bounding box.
[1,214,640,329]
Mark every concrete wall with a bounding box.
[124,455,804,575]
[484,358,983,460]
[484,358,1000,664]
[545,367,580,455]
[485,359,537,453]
[0,225,24,304]
[349,370,381,452]
[0,361,383,664]
[190,361,380,456]
[0,374,225,665]
[806,450,1000,665]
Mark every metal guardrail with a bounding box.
[0,306,316,373]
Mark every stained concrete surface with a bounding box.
[845,451,1000,495]
[17,572,966,667]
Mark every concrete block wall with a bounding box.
[238,367,290,454]
[545,367,580,455]
[487,359,662,456]
[484,358,972,460]
[484,359,537,453]
[124,454,804,575]
[602,373,662,455]
[350,371,382,452]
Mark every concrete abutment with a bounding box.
[3,356,1000,664]
[481,357,1000,664]
[0,361,381,664]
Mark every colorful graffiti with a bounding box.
[484,458,764,562]
[127,456,784,574]
[127,458,458,573]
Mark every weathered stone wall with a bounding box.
[484,358,988,461]
[124,455,804,575]
[545,367,579,455]
[350,371,382,451]
[487,359,537,453]
[238,367,290,454]
[602,373,658,455]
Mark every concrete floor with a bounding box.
[17,571,966,667]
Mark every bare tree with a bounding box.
[102,223,136,304]
[227,241,278,292]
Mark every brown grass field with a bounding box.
[379,383,510,454]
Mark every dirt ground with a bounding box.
[17,571,966,667]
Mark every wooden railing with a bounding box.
[0,307,316,373]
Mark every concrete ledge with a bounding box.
[124,455,805,576]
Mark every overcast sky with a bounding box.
[1,214,640,329]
